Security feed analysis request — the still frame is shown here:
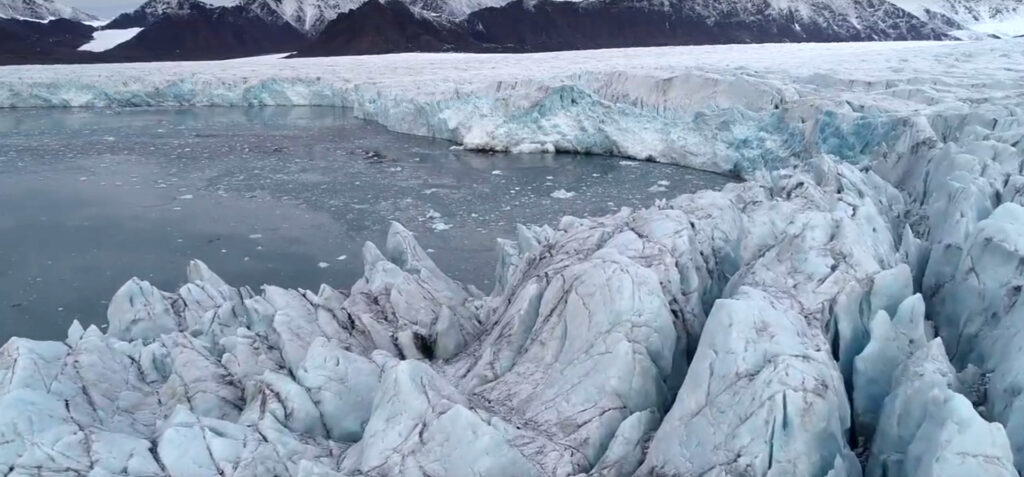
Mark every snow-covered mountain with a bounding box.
[240,0,504,34]
[291,0,480,56]
[463,0,953,53]
[892,0,1024,37]
[238,0,360,34]
[0,0,97,22]
[0,15,96,64]
[104,2,306,60]
[7,0,1024,65]
[296,0,1005,57]
[105,0,209,29]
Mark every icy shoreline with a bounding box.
[1,39,1024,476]
[1,40,1020,176]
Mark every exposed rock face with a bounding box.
[4,0,1018,63]
[290,0,481,57]
[104,3,308,61]
[466,0,951,53]
[239,0,503,36]
[0,0,97,22]
[0,16,96,65]
[891,0,1024,37]
[105,0,210,29]
[291,0,958,57]
[5,0,1024,63]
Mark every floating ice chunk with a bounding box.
[550,189,575,199]
[317,262,330,268]
[510,143,555,154]
[430,222,452,231]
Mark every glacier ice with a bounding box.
[852,293,927,439]
[1,39,1023,475]
[867,339,1017,477]
[639,287,861,477]
[927,203,1024,470]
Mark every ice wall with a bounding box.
[1,40,1020,178]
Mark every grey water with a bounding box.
[0,107,734,344]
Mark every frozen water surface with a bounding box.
[0,106,733,343]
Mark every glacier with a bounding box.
[0,38,1023,476]
[78,27,144,52]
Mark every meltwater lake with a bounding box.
[0,106,734,343]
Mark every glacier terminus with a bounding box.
[0,37,1023,477]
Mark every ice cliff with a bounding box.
[1,39,1023,476]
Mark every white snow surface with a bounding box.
[0,0,97,21]
[891,0,1024,37]
[1,39,1023,476]
[77,27,143,52]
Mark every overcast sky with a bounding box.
[67,0,229,19]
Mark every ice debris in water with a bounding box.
[550,189,576,199]
[1,39,1024,476]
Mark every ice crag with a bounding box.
[866,339,1017,477]
[2,39,1024,475]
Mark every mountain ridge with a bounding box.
[0,0,97,22]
